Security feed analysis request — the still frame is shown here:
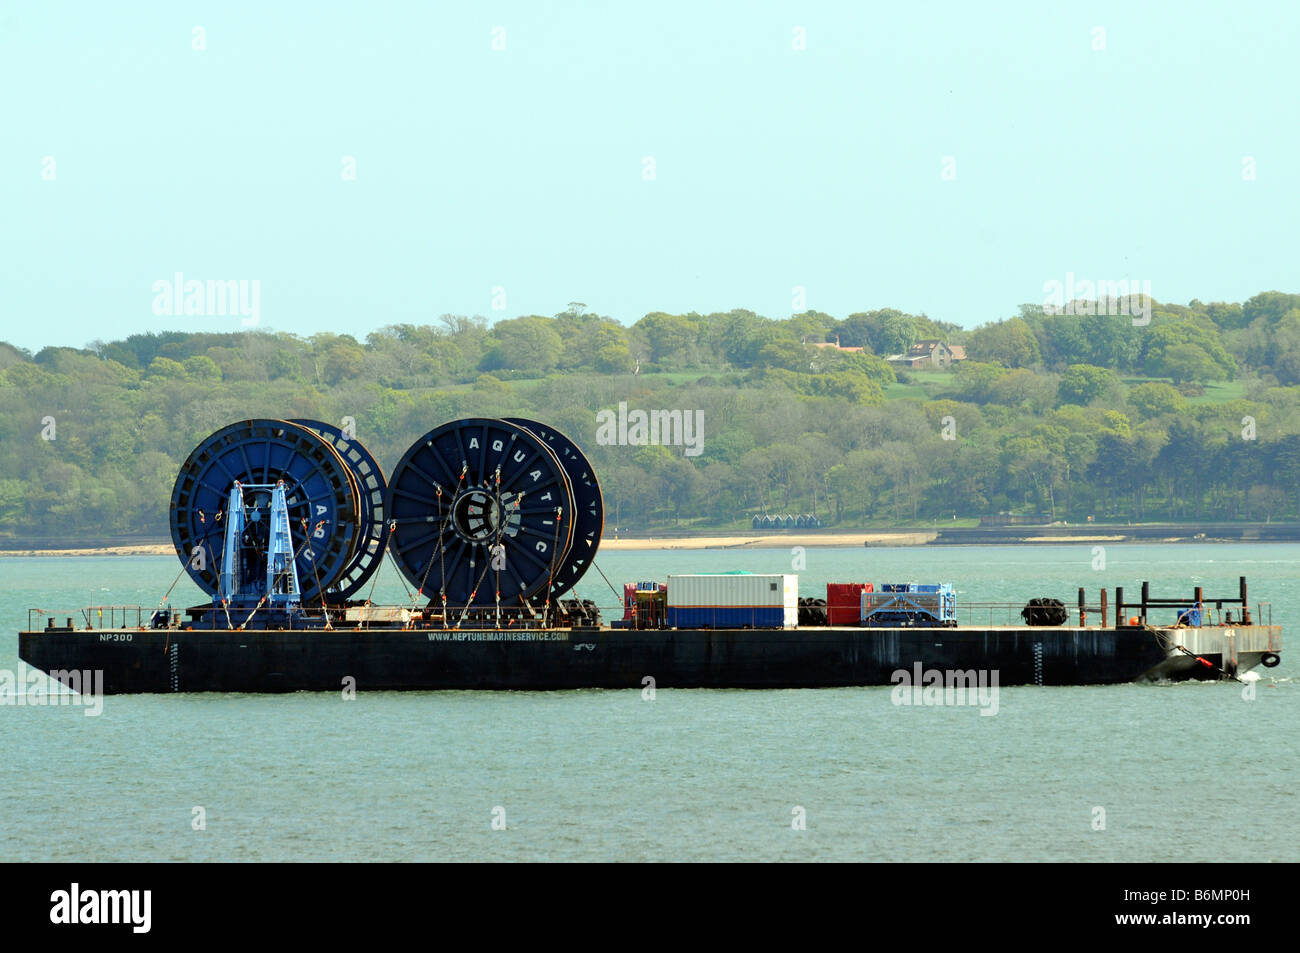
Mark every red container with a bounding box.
[623,583,638,620]
[827,582,874,625]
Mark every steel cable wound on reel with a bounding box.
[169,419,364,603]
[385,418,596,609]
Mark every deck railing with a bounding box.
[23,596,1276,633]
[25,606,174,631]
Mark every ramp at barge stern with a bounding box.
[18,623,1280,694]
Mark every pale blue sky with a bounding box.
[2,1,1296,352]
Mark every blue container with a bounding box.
[668,606,785,629]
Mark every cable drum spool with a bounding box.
[169,419,361,602]
[385,418,581,608]
[504,417,604,601]
[290,419,389,600]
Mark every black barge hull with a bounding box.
[15,624,1207,694]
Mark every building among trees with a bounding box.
[887,340,966,369]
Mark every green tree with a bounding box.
[756,337,811,372]
[480,316,563,376]
[1140,321,1235,380]
[948,361,1009,403]
[635,312,699,366]
[146,356,187,380]
[1127,381,1186,418]
[711,310,771,366]
[594,343,634,374]
[1057,364,1119,405]
[876,312,917,356]
[1150,343,1223,384]
[183,356,222,381]
[834,308,919,355]
[966,317,1041,368]
[1242,291,1300,326]
[323,344,366,385]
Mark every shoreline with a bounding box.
[0,534,933,557]
[599,532,936,550]
[0,543,178,558]
[1,531,1297,557]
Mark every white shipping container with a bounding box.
[666,573,799,628]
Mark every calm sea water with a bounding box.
[1,543,1296,862]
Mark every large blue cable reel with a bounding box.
[169,419,362,603]
[289,419,390,600]
[385,418,584,608]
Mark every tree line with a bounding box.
[2,292,1299,541]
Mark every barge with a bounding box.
[18,614,1284,694]
[17,417,1283,694]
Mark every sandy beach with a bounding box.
[1,527,1284,557]
[600,532,936,550]
[0,543,176,558]
[0,533,937,557]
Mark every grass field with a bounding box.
[883,370,954,400]
[418,368,1252,408]
[884,370,1251,406]
[1179,380,1247,404]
